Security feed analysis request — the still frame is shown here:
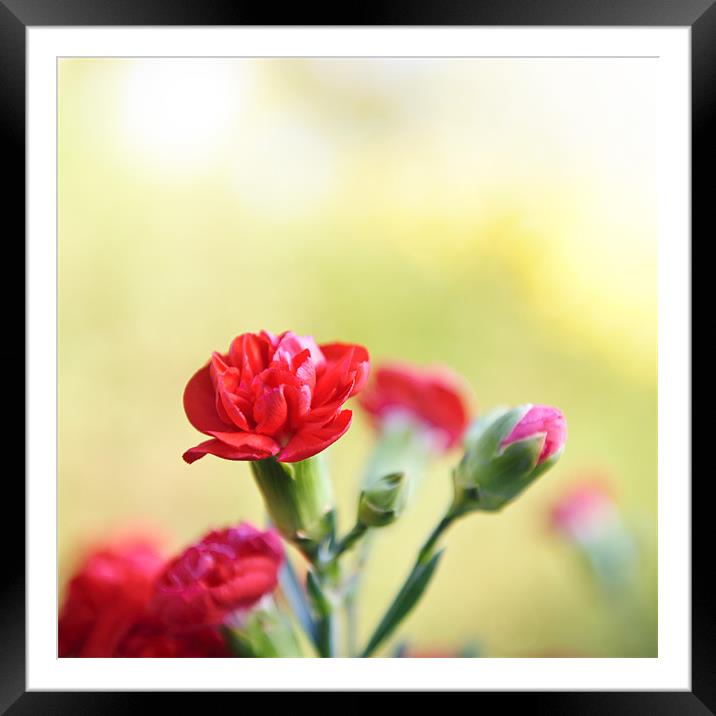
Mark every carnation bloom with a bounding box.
[117,619,230,657]
[151,523,284,629]
[359,362,470,450]
[183,330,370,464]
[58,538,164,657]
[501,405,567,464]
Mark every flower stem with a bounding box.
[360,508,460,658]
[417,514,455,565]
[306,563,341,657]
[321,522,368,570]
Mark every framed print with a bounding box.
[7,0,705,710]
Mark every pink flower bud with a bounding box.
[501,405,567,464]
[550,479,616,538]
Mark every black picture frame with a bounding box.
[6,1,704,711]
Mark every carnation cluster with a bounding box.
[60,329,567,658]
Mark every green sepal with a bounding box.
[222,608,303,658]
[461,435,544,512]
[251,455,335,558]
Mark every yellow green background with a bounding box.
[59,58,657,656]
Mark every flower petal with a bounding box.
[277,410,353,463]
[229,332,271,380]
[209,555,280,610]
[283,384,312,429]
[502,405,566,463]
[183,363,232,434]
[183,434,279,463]
[360,362,470,448]
[253,387,288,436]
[317,343,370,400]
[313,345,355,406]
[216,375,251,431]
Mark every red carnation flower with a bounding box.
[151,523,284,629]
[117,619,230,657]
[183,330,370,464]
[359,362,470,450]
[58,538,164,657]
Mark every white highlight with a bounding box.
[122,59,248,164]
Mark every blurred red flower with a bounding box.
[151,523,284,629]
[116,619,230,657]
[183,330,369,464]
[58,538,164,657]
[550,479,616,538]
[359,362,470,449]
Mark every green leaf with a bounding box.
[306,570,331,618]
[361,548,445,657]
[279,554,319,647]
[306,570,336,657]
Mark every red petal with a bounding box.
[277,410,352,462]
[78,608,139,657]
[216,376,251,431]
[184,363,232,434]
[317,343,370,400]
[292,349,317,391]
[303,380,354,426]
[229,333,271,383]
[253,387,288,436]
[360,363,469,448]
[183,435,279,463]
[210,555,280,610]
[313,345,355,406]
[284,384,312,428]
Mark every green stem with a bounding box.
[344,532,373,656]
[307,547,346,657]
[345,586,358,657]
[360,508,460,658]
[323,522,368,569]
[417,514,454,565]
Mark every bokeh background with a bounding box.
[58,58,657,657]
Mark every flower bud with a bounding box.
[550,479,637,593]
[223,597,302,657]
[451,404,566,513]
[358,471,408,527]
[550,479,618,543]
[250,455,335,558]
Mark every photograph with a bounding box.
[57,55,659,660]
